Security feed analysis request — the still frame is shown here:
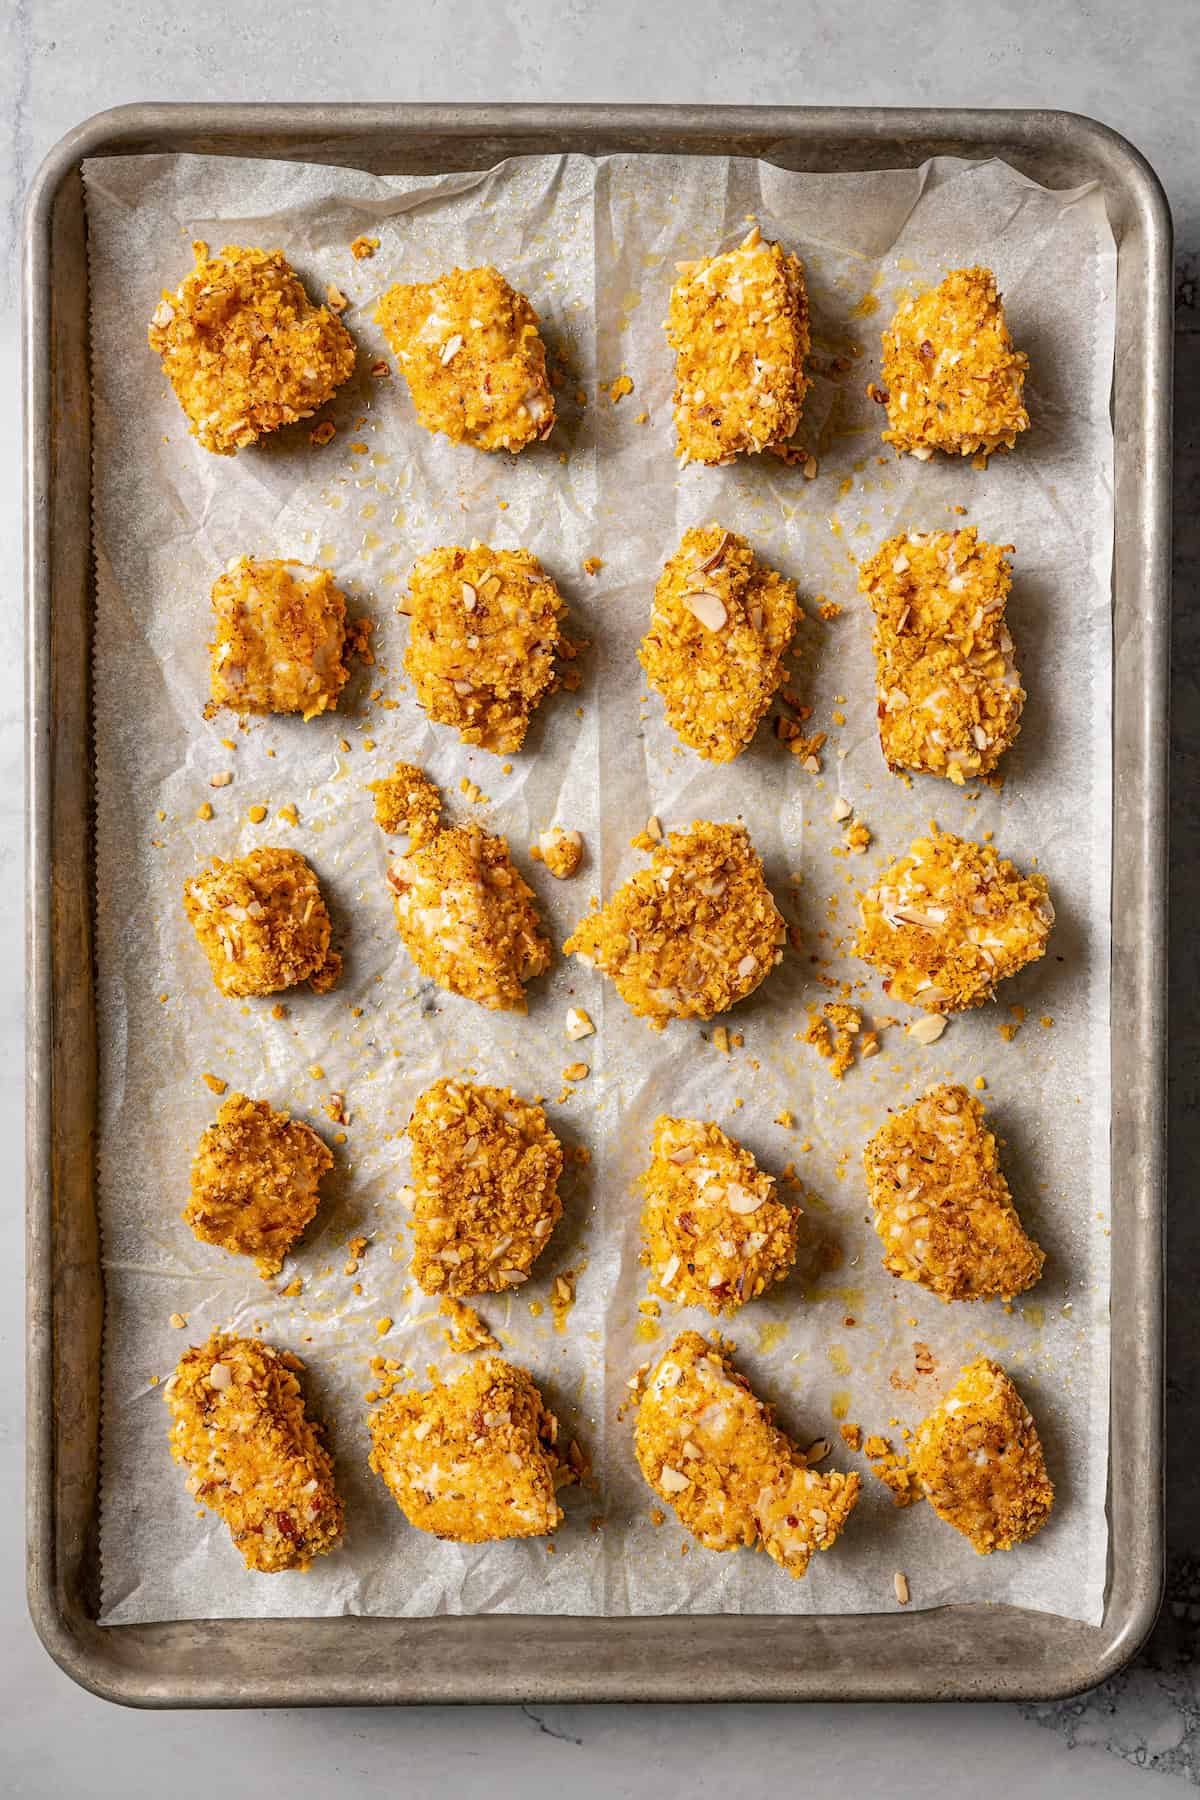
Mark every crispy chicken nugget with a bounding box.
[855,828,1053,1013]
[208,558,353,720]
[403,543,570,754]
[563,820,785,1030]
[368,1356,565,1542]
[148,244,355,456]
[165,1332,343,1572]
[910,1356,1054,1552]
[667,226,810,465]
[185,1093,333,1278]
[375,265,554,453]
[859,528,1024,784]
[878,266,1029,460]
[640,1117,798,1315]
[184,847,341,998]
[635,1331,860,1578]
[408,1077,563,1296]
[863,1083,1043,1302]
[639,524,799,762]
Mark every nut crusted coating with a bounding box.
[386,822,551,1012]
[639,524,799,762]
[635,1331,860,1578]
[879,266,1029,460]
[185,1093,333,1278]
[563,820,785,1030]
[375,265,555,453]
[667,227,810,465]
[403,543,570,755]
[369,1356,564,1542]
[640,1116,798,1315]
[165,1332,343,1572]
[408,1077,564,1296]
[209,558,351,720]
[184,847,341,998]
[863,1083,1043,1302]
[369,761,444,844]
[148,244,355,456]
[855,828,1053,1013]
[910,1356,1054,1553]
[859,528,1024,784]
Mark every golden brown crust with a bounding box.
[878,266,1029,460]
[407,1076,563,1296]
[185,1093,333,1278]
[209,558,351,720]
[165,1332,343,1572]
[639,1116,798,1315]
[634,1331,860,1578]
[863,1083,1043,1302]
[368,1356,564,1541]
[563,820,784,1030]
[910,1356,1054,1552]
[183,847,340,999]
[858,528,1024,783]
[375,265,554,453]
[148,244,355,455]
[369,761,444,845]
[638,525,798,762]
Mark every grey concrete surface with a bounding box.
[5,2,1198,1793]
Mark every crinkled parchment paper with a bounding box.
[84,148,1114,1626]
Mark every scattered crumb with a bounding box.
[350,235,380,261]
[609,374,634,403]
[201,1072,227,1095]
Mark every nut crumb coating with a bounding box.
[403,543,570,754]
[667,227,810,465]
[635,1331,860,1578]
[879,267,1029,460]
[910,1356,1054,1553]
[209,558,351,720]
[186,1093,333,1277]
[640,1116,798,1315]
[408,1076,563,1296]
[184,847,341,998]
[855,828,1053,1013]
[369,761,444,845]
[439,1296,500,1353]
[375,265,554,453]
[859,528,1024,784]
[863,1083,1043,1302]
[639,524,798,762]
[369,1356,564,1542]
[148,244,355,456]
[165,1332,343,1572]
[564,820,784,1030]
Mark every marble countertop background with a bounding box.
[4,3,1196,1794]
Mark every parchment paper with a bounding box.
[84,148,1115,1626]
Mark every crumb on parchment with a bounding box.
[529,825,584,879]
[439,1296,500,1353]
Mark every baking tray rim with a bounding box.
[24,101,1170,1707]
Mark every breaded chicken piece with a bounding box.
[563,820,784,1030]
[859,528,1024,783]
[877,266,1029,461]
[640,1116,798,1315]
[208,558,353,720]
[910,1357,1054,1552]
[368,1356,565,1541]
[148,244,355,456]
[165,1332,343,1572]
[855,829,1053,1013]
[667,226,810,465]
[635,1331,860,1578]
[375,265,554,453]
[368,761,444,845]
[185,1093,333,1278]
[184,847,341,998]
[863,1083,1043,1302]
[402,543,571,754]
[639,524,799,762]
[407,1077,563,1296]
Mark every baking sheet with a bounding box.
[83,148,1115,1625]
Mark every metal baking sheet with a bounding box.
[24,103,1170,1707]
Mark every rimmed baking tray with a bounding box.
[24,103,1170,1707]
